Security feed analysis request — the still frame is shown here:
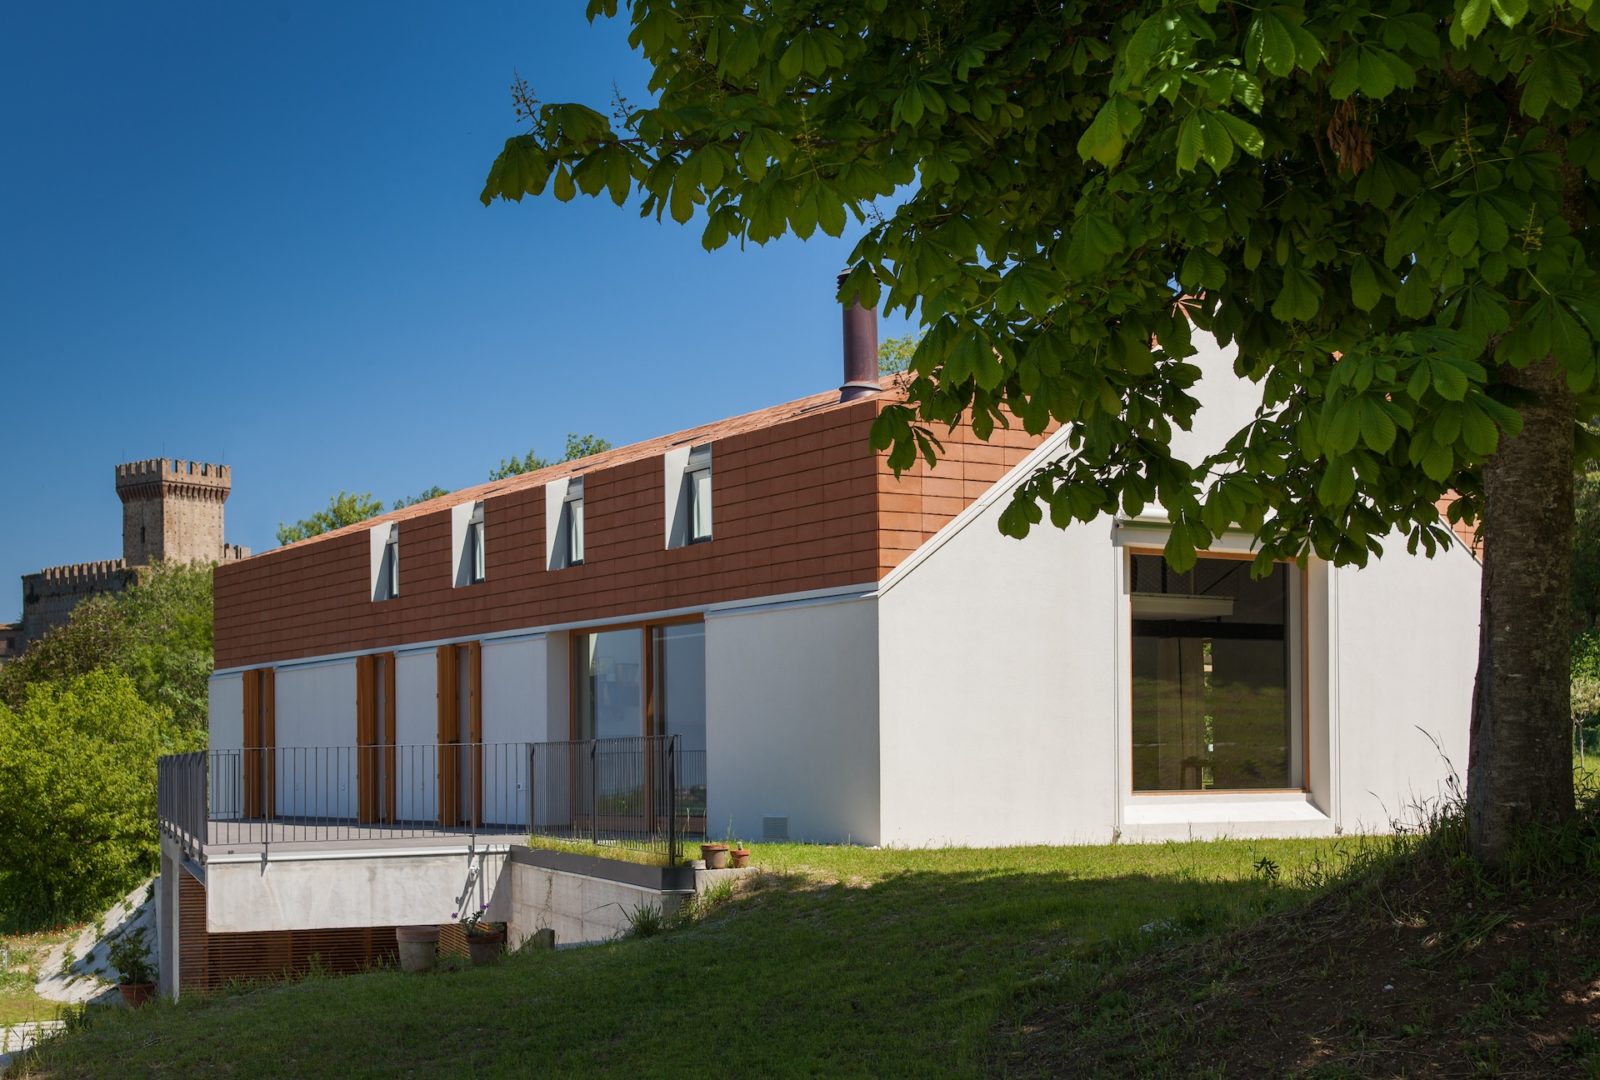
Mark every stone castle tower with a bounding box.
[116,458,247,565]
[0,458,249,658]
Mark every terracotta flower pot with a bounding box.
[396,924,440,973]
[730,849,751,869]
[119,982,156,1008]
[467,930,505,966]
[701,843,729,870]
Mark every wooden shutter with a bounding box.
[436,646,459,827]
[382,654,397,824]
[355,655,377,824]
[242,669,276,820]
[242,670,261,818]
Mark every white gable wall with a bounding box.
[875,329,1478,844]
[878,516,1121,846]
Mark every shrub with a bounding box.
[0,671,196,922]
[0,562,213,735]
[107,926,155,985]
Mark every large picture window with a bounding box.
[573,628,643,741]
[1130,554,1296,792]
[571,619,708,833]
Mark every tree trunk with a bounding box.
[1467,356,1576,866]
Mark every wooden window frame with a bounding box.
[1124,546,1312,797]
[355,653,397,824]
[567,614,704,743]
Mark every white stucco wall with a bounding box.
[705,595,880,845]
[878,510,1122,846]
[1330,539,1480,832]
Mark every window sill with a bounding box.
[1121,792,1330,830]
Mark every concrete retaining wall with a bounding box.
[504,847,747,947]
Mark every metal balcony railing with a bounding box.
[157,736,706,860]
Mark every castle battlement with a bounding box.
[116,458,232,490]
[28,559,134,587]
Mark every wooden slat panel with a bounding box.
[178,869,208,993]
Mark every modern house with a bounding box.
[154,293,1480,995]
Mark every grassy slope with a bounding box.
[0,925,83,1027]
[21,838,1354,1079]
[1000,795,1600,1078]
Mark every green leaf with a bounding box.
[1318,464,1356,507]
[1077,99,1128,168]
[1213,112,1265,157]
[1491,0,1529,27]
[553,165,576,202]
[1176,112,1204,172]
[1259,12,1297,77]
[1163,526,1199,574]
[1272,265,1323,322]
[1460,402,1500,455]
[1323,399,1362,454]
[1395,272,1435,319]
[1359,398,1397,452]
[1351,257,1382,311]
[1452,0,1492,46]
[1431,358,1470,401]
[1446,202,1480,256]
[1421,442,1455,482]
[1357,48,1398,98]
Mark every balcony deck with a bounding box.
[163,817,528,860]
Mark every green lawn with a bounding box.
[0,924,83,1028]
[22,836,1373,1079]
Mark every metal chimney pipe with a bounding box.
[837,271,881,402]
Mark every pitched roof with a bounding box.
[267,376,902,557]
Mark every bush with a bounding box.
[107,925,155,985]
[0,562,213,735]
[0,671,196,922]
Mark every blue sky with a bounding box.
[0,3,913,616]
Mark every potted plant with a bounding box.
[700,842,729,870]
[396,924,440,973]
[460,906,505,966]
[108,926,156,1007]
[730,847,752,869]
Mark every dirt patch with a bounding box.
[995,861,1600,1078]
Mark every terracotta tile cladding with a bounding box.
[214,379,1058,669]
